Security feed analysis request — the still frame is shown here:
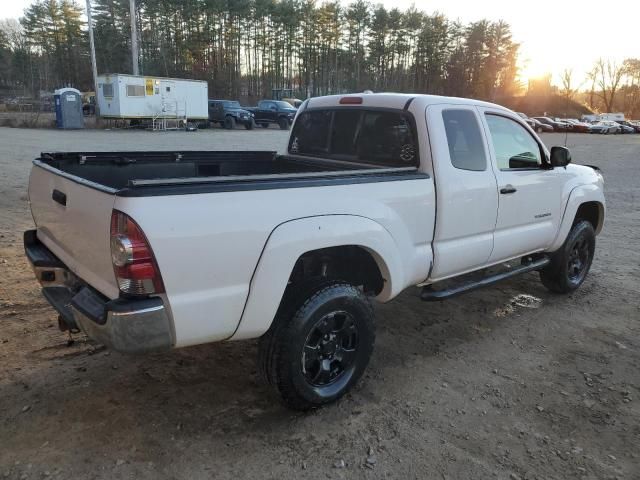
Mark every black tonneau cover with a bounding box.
[36,150,427,197]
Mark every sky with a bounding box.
[2,0,637,86]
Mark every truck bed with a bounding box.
[35,150,418,196]
[28,147,430,306]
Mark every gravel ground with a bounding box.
[0,128,639,480]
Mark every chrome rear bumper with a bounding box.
[24,230,173,353]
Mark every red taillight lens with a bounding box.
[110,210,165,295]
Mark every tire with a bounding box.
[258,280,375,411]
[278,117,290,130]
[540,220,595,294]
[260,123,269,129]
[536,126,543,133]
[244,119,255,130]
[224,116,236,129]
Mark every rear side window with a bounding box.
[289,109,418,167]
[442,109,486,171]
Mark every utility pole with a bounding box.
[129,0,139,75]
[85,0,99,117]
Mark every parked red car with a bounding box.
[564,119,592,133]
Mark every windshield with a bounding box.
[224,101,241,108]
[275,101,294,109]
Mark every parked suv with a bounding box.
[246,100,298,129]
[208,100,255,129]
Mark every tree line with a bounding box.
[1,0,638,117]
[534,59,640,118]
[0,0,520,103]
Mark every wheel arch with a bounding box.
[574,201,604,234]
[230,215,404,340]
[548,184,605,252]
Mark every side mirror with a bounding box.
[550,146,571,167]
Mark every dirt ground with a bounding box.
[0,128,638,480]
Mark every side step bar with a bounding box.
[421,257,550,301]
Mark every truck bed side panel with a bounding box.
[114,176,434,348]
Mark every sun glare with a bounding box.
[518,57,552,87]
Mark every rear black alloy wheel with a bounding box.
[258,281,375,410]
[302,311,358,386]
[540,220,595,293]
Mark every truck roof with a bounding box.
[305,93,511,112]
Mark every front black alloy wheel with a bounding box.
[258,281,375,410]
[567,235,591,284]
[540,220,595,293]
[224,116,236,129]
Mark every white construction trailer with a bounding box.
[598,112,625,121]
[96,74,208,123]
[581,112,625,123]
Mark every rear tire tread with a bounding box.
[258,280,374,411]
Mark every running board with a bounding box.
[421,257,550,301]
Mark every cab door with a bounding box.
[211,102,224,122]
[478,108,566,263]
[264,101,277,121]
[427,105,499,281]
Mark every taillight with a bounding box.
[110,210,165,296]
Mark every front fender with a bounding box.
[229,215,404,340]
[547,183,605,252]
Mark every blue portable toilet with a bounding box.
[54,88,84,129]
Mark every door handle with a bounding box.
[52,189,67,206]
[500,185,517,194]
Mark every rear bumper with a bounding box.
[24,230,173,353]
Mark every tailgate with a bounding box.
[28,162,119,299]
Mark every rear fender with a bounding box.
[548,184,605,252]
[230,215,403,340]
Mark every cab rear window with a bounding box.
[289,109,418,167]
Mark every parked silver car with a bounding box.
[589,121,620,134]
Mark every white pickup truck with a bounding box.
[25,93,605,410]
